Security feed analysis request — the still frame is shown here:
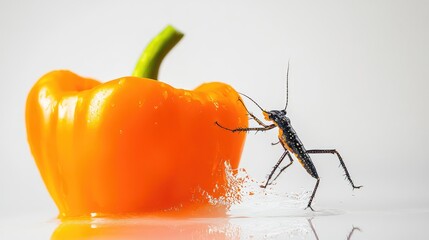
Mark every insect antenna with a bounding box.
[238,92,267,113]
[284,61,290,111]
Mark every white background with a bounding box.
[1,0,428,221]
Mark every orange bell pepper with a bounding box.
[26,26,248,218]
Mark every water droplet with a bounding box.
[119,130,123,134]
[213,102,220,109]
[138,100,143,108]
[163,91,168,99]
[154,105,159,110]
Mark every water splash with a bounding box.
[191,161,243,210]
[199,162,314,218]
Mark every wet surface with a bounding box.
[1,209,428,239]
[2,167,428,239]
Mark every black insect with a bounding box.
[215,64,362,210]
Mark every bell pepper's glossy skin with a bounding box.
[26,70,248,218]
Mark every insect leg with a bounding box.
[215,122,276,133]
[306,149,362,189]
[269,137,294,183]
[271,152,294,182]
[261,150,289,188]
[347,226,361,240]
[215,97,274,132]
[306,178,320,211]
[237,98,271,127]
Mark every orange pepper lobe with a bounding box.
[26,70,248,217]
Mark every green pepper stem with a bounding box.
[132,25,184,80]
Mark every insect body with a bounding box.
[215,64,362,210]
[265,110,318,180]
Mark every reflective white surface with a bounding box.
[1,209,428,239]
[2,172,428,239]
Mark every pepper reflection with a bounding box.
[51,216,360,239]
[52,217,235,240]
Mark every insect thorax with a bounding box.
[267,110,290,128]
